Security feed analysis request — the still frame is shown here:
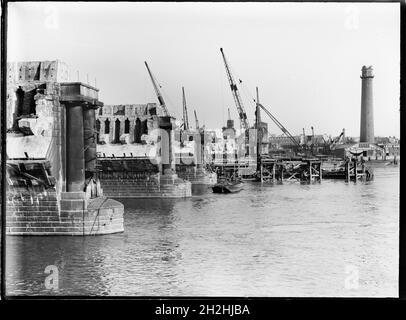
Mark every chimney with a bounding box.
[360,66,374,143]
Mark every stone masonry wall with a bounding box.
[100,176,192,198]
[60,194,124,235]
[6,186,124,236]
[176,165,217,185]
[97,104,160,144]
[6,186,60,235]
[40,82,64,194]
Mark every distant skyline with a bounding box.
[7,2,400,137]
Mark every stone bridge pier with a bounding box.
[61,83,103,192]
[56,82,124,235]
[158,116,176,175]
[153,116,192,195]
[6,61,124,235]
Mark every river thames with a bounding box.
[5,164,399,297]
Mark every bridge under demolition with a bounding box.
[95,104,216,198]
[5,61,124,235]
[4,60,397,235]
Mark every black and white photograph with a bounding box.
[1,1,401,300]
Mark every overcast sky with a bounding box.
[7,2,400,137]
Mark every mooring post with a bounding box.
[309,161,313,182]
[319,162,322,182]
[272,162,276,183]
[280,163,284,183]
[260,163,263,183]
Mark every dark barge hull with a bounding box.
[322,170,346,179]
[212,182,244,193]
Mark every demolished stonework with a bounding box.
[6,60,124,236]
[96,103,162,145]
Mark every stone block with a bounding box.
[59,200,83,211]
[60,210,86,219]
[61,191,86,200]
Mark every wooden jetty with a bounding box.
[344,158,374,182]
[321,157,374,182]
[258,157,322,183]
[212,157,322,184]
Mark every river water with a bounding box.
[5,165,399,297]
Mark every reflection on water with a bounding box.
[6,166,399,297]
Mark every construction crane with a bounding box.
[330,128,345,150]
[182,87,190,130]
[144,61,170,116]
[257,103,302,150]
[255,87,262,172]
[194,110,199,130]
[220,48,250,131]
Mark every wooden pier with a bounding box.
[212,157,322,183]
[344,158,373,182]
[321,157,374,181]
[259,157,322,183]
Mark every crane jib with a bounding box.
[220,48,250,130]
[145,61,170,116]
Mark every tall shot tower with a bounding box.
[359,65,375,143]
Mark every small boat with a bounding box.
[212,180,244,193]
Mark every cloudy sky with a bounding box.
[7,2,400,137]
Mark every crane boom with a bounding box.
[220,48,249,130]
[194,110,199,129]
[182,87,189,130]
[330,128,345,150]
[144,61,170,116]
[333,129,344,144]
[258,103,301,149]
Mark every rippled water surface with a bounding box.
[6,165,399,297]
